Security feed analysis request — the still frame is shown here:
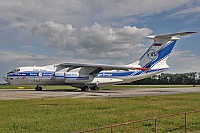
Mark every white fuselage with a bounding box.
[4,65,167,88]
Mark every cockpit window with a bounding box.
[8,68,20,74]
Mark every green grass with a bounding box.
[0,93,200,132]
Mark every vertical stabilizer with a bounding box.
[138,32,196,69]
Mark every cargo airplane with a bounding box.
[3,32,196,91]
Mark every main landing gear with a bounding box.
[35,85,42,91]
[81,86,99,91]
[90,86,99,90]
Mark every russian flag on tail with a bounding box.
[153,42,162,46]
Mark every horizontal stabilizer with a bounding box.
[147,31,196,40]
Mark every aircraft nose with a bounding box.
[3,74,8,82]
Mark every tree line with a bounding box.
[130,72,200,85]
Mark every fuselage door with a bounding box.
[34,72,42,82]
[34,77,40,82]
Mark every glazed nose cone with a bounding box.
[3,74,8,82]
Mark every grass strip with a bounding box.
[0,93,200,132]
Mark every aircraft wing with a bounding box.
[56,62,149,75]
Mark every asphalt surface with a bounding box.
[0,87,200,100]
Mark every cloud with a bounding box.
[167,6,200,20]
[0,49,58,65]
[32,21,78,49]
[79,23,152,59]
[32,22,152,60]
[85,0,192,26]
[175,6,200,16]
[168,51,200,73]
[0,0,195,30]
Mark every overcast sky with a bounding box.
[0,0,200,83]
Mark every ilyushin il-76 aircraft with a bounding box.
[3,32,196,91]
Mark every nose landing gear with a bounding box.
[35,85,42,91]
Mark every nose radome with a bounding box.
[3,75,8,82]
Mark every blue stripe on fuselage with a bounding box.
[7,68,167,79]
[96,68,167,78]
[7,71,54,77]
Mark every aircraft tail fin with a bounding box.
[133,32,196,69]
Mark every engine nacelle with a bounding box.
[65,72,94,83]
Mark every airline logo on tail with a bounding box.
[147,49,157,60]
[142,40,177,68]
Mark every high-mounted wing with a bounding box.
[56,62,149,75]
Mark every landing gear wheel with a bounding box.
[95,86,99,90]
[35,85,42,91]
[90,86,99,90]
[39,87,42,91]
[81,86,89,91]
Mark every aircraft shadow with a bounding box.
[41,89,80,92]
[42,89,115,93]
[13,88,116,93]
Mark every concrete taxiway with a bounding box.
[0,87,200,100]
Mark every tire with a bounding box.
[81,86,89,91]
[95,86,99,90]
[39,87,42,91]
[35,86,42,91]
[90,86,99,90]
[35,87,39,91]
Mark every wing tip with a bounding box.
[185,31,197,34]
